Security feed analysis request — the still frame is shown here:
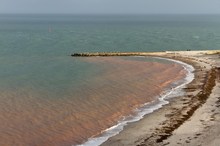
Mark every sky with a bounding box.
[0,0,220,14]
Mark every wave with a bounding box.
[76,57,195,146]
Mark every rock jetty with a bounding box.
[71,50,220,57]
[71,52,147,57]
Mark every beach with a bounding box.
[99,50,220,146]
[1,14,220,146]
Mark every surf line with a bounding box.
[75,55,195,146]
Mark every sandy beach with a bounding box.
[100,50,220,146]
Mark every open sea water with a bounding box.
[0,14,219,146]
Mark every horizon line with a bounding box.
[1,13,220,15]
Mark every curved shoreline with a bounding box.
[73,50,220,146]
[100,51,220,146]
[78,57,194,146]
[77,55,195,146]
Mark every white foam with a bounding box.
[76,57,195,146]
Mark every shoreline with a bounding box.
[101,51,220,146]
[78,56,195,146]
[72,50,220,146]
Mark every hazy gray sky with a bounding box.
[0,0,220,14]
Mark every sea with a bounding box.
[0,14,219,146]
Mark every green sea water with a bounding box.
[0,14,219,145]
[1,14,220,89]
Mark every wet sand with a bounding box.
[100,50,220,146]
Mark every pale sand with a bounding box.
[101,50,220,146]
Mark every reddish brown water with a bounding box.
[0,57,186,146]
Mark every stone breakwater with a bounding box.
[71,52,148,57]
[71,50,220,57]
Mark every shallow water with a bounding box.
[0,14,219,145]
[0,56,187,146]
